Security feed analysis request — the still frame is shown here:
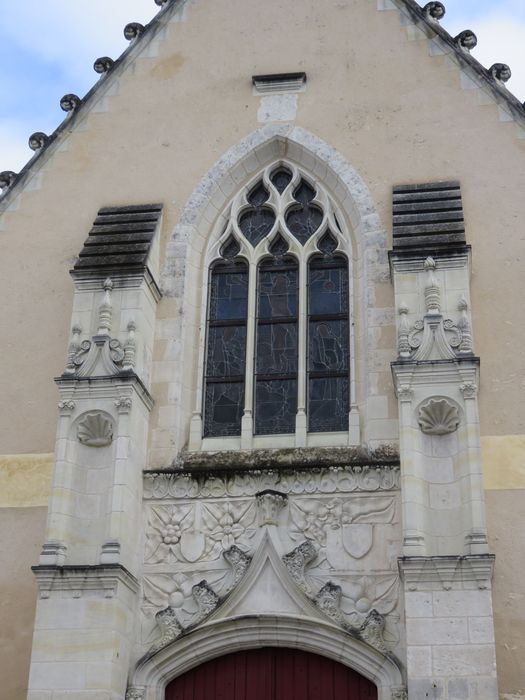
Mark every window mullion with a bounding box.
[241,260,257,448]
[296,256,308,446]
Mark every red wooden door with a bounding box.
[165,647,377,700]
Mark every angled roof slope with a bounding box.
[0,0,523,209]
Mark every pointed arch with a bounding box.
[131,614,403,700]
[160,125,392,453]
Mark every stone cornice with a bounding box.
[32,563,139,599]
[398,554,495,590]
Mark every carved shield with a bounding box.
[341,523,374,559]
[180,530,206,562]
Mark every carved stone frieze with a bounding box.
[417,398,460,436]
[142,467,402,654]
[77,412,114,447]
[144,465,400,500]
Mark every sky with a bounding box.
[0,0,523,173]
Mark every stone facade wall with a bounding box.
[0,1,524,698]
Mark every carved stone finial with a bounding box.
[98,278,114,335]
[28,132,50,151]
[65,324,83,374]
[256,489,288,525]
[398,303,411,358]
[454,30,477,52]
[123,320,137,370]
[423,257,440,313]
[490,63,512,84]
[457,296,473,353]
[418,398,460,435]
[93,56,115,74]
[423,2,446,21]
[60,94,82,112]
[0,171,18,191]
[124,22,145,41]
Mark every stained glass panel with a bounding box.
[257,323,298,375]
[308,377,349,433]
[307,254,349,432]
[238,208,275,247]
[238,181,275,247]
[255,379,297,434]
[270,167,293,194]
[308,264,348,315]
[207,326,247,378]
[209,266,248,321]
[309,320,349,373]
[204,382,245,437]
[258,267,297,318]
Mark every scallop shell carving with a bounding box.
[418,399,460,436]
[77,413,114,447]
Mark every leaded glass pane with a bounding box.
[269,233,289,258]
[255,379,297,434]
[238,181,275,247]
[270,167,293,194]
[258,267,297,319]
[209,266,248,321]
[206,326,247,378]
[257,323,298,375]
[309,320,349,373]
[308,377,349,433]
[308,265,348,315]
[317,230,338,256]
[220,235,241,260]
[204,382,245,437]
[248,183,270,207]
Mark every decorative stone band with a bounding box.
[31,564,139,600]
[144,465,400,500]
[398,554,495,591]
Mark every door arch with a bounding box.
[165,647,377,700]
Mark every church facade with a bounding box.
[0,1,524,698]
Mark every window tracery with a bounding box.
[201,162,353,444]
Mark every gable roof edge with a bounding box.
[396,0,525,123]
[0,0,182,214]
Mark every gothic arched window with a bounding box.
[201,163,351,443]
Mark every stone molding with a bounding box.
[398,555,495,590]
[32,563,139,599]
[131,614,404,700]
[56,374,154,413]
[144,465,400,500]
